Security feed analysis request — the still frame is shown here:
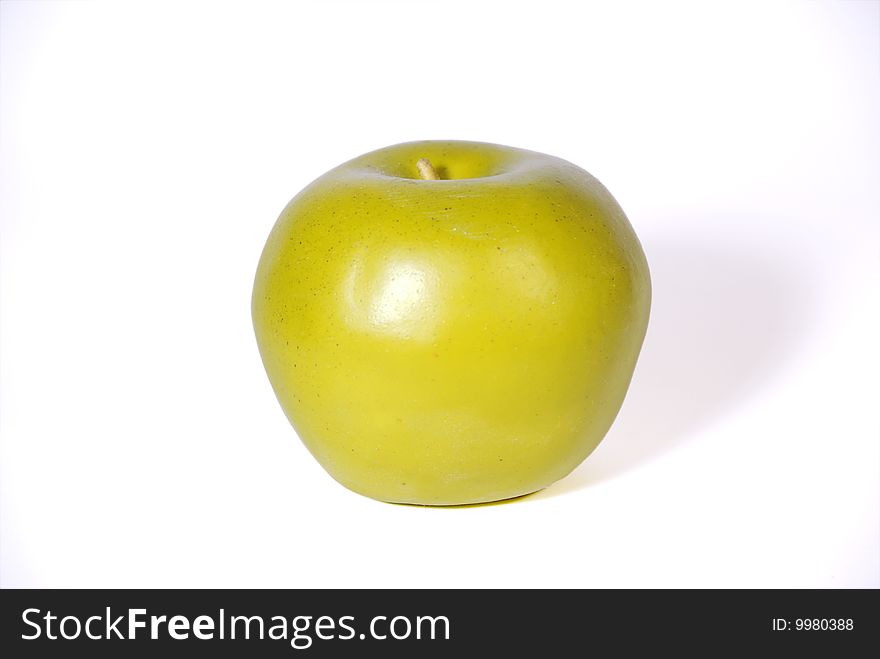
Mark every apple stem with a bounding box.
[417,158,440,180]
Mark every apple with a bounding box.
[252,140,650,505]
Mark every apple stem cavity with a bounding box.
[416,158,440,180]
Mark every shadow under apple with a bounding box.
[536,229,814,499]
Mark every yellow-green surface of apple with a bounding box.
[252,140,650,505]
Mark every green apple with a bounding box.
[252,140,650,505]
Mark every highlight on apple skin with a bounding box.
[252,140,651,505]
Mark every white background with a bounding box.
[2,1,878,588]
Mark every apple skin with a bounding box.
[252,141,650,505]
